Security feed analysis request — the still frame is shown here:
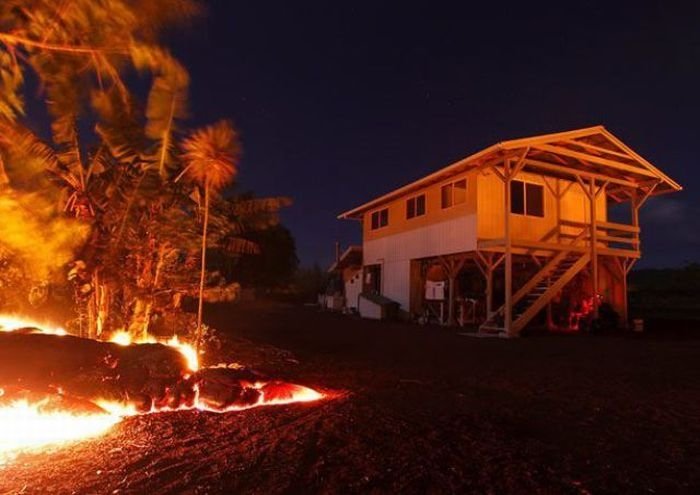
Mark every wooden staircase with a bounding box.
[479,251,591,336]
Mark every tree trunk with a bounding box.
[95,276,109,339]
[195,184,210,354]
[128,297,151,341]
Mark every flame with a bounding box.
[0,191,89,280]
[108,331,199,371]
[0,391,123,465]
[0,314,67,335]
[223,382,324,410]
[0,382,324,464]
[164,335,199,372]
[108,330,134,346]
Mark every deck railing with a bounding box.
[478,220,640,258]
[560,219,639,255]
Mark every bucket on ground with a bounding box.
[632,318,644,333]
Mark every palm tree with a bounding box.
[180,120,241,352]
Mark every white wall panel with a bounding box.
[363,215,477,310]
[380,260,411,309]
[364,215,477,264]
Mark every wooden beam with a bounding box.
[533,144,660,179]
[635,182,659,209]
[561,139,632,161]
[599,246,641,259]
[475,252,494,318]
[504,159,513,336]
[589,178,599,319]
[489,165,506,182]
[478,238,506,249]
[595,180,609,198]
[440,254,468,326]
[510,147,530,178]
[597,234,640,245]
[522,158,639,189]
[576,174,590,199]
[481,238,586,253]
[622,261,629,328]
[500,126,604,150]
[596,220,640,234]
[474,254,488,278]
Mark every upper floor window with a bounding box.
[441,179,467,209]
[510,180,544,217]
[406,194,426,219]
[370,208,389,230]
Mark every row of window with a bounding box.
[369,179,544,230]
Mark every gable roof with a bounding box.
[328,245,362,273]
[339,126,682,220]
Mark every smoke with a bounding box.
[0,189,89,281]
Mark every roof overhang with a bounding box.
[328,245,363,273]
[338,126,682,220]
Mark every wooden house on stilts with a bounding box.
[338,126,681,336]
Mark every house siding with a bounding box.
[363,215,478,309]
[363,170,477,242]
[359,165,610,311]
[477,168,607,242]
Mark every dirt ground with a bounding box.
[1,303,699,494]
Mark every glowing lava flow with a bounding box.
[0,315,324,465]
[0,391,122,464]
[0,314,67,336]
[109,330,200,371]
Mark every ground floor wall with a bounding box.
[362,216,477,312]
[344,270,362,310]
[379,260,411,310]
[360,247,631,329]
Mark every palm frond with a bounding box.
[0,123,59,190]
[91,87,143,165]
[224,237,260,256]
[0,48,24,120]
[231,196,292,215]
[132,44,189,178]
[181,119,241,191]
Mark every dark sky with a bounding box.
[169,1,700,269]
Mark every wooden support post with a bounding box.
[447,272,456,326]
[621,259,629,327]
[589,177,599,319]
[631,192,640,231]
[504,159,513,335]
[441,256,466,326]
[622,258,637,328]
[476,251,497,320]
[486,265,493,317]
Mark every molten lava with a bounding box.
[108,330,200,372]
[0,392,122,464]
[0,314,67,336]
[0,315,324,465]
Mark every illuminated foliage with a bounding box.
[181,120,241,350]
[0,1,289,339]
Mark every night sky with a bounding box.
[169,1,700,269]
